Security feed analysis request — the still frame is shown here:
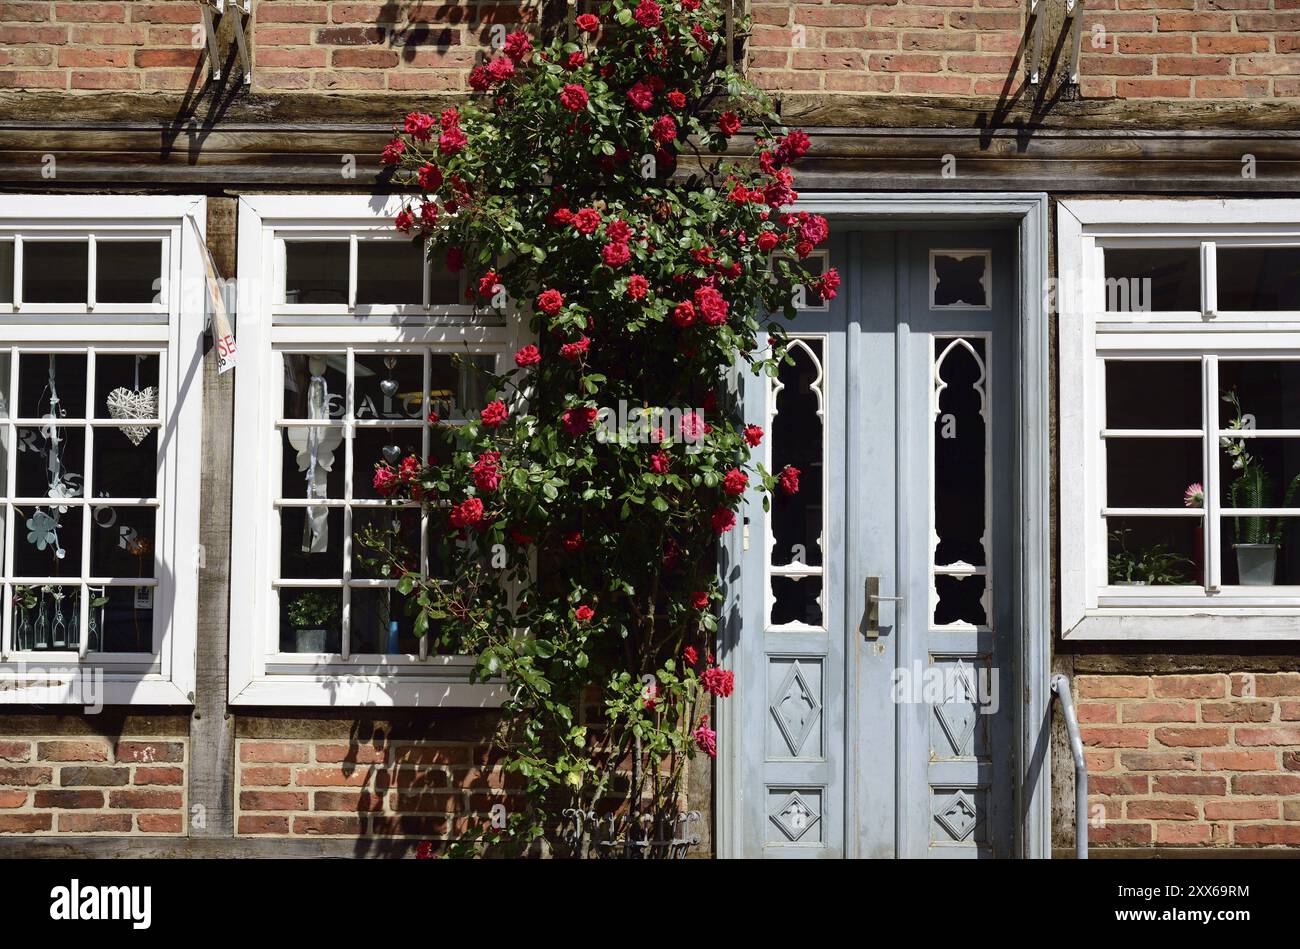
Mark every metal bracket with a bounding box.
[1027,0,1085,87]
[200,0,254,86]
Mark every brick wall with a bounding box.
[0,735,188,835]
[1,0,1297,99]
[234,715,521,850]
[1078,673,1300,849]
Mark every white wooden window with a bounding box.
[1059,199,1300,640]
[229,196,515,706]
[0,195,205,704]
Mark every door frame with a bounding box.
[716,192,1051,859]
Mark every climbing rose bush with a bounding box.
[373,0,834,855]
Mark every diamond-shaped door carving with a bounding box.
[770,661,821,757]
[934,789,982,842]
[770,790,821,842]
[934,659,979,757]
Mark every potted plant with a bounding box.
[1222,390,1300,585]
[285,591,339,652]
[1108,529,1195,585]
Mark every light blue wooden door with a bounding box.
[736,228,1017,858]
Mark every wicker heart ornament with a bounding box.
[105,386,158,446]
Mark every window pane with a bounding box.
[1105,360,1201,429]
[353,426,422,500]
[352,507,419,579]
[14,506,82,577]
[354,354,423,421]
[279,507,344,577]
[771,339,824,569]
[356,241,423,305]
[934,575,986,627]
[1104,247,1200,312]
[91,506,156,578]
[282,353,346,420]
[429,354,493,421]
[19,352,87,418]
[284,241,348,305]
[428,253,460,305]
[94,585,155,653]
[96,241,162,304]
[279,588,342,653]
[16,425,85,499]
[0,241,13,304]
[11,584,80,650]
[1219,362,1300,431]
[1106,517,1201,586]
[95,354,160,420]
[1216,247,1300,311]
[1107,438,1202,509]
[93,428,157,498]
[281,426,344,499]
[1219,438,1300,510]
[1222,516,1300,585]
[934,337,987,569]
[23,241,88,304]
[771,576,822,627]
[350,587,420,654]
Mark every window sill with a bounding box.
[1064,611,1300,641]
[0,672,190,706]
[229,675,508,708]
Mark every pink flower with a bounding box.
[469,65,491,91]
[560,83,589,111]
[480,400,508,428]
[574,604,595,623]
[1184,482,1205,508]
[692,716,717,758]
[680,411,706,444]
[817,268,841,301]
[799,214,830,246]
[702,666,735,698]
[649,450,670,473]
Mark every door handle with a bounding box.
[864,576,902,640]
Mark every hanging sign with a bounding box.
[188,214,237,374]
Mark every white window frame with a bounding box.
[0,195,205,704]
[229,195,516,706]
[1059,198,1300,641]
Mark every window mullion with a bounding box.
[1204,354,1222,593]
[1201,240,1216,318]
[79,349,96,658]
[12,235,22,311]
[347,234,358,310]
[342,348,355,660]
[87,234,97,311]
[419,348,430,662]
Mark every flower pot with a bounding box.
[294,626,329,652]
[1114,580,1150,586]
[1234,544,1279,585]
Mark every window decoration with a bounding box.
[930,250,991,310]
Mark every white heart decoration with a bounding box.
[105,386,158,446]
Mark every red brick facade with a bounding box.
[1078,674,1300,848]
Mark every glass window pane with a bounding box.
[1107,438,1203,509]
[11,584,80,650]
[92,428,157,498]
[428,253,460,305]
[90,506,156,578]
[353,427,422,500]
[1216,247,1300,311]
[279,588,342,653]
[1219,438,1300,511]
[1103,247,1200,313]
[356,241,423,305]
[1222,516,1300,586]
[429,354,493,422]
[281,425,344,500]
[771,340,823,569]
[19,352,87,418]
[14,506,82,577]
[1105,360,1201,430]
[96,241,162,304]
[1219,362,1300,431]
[1106,517,1201,586]
[934,575,987,627]
[280,507,344,578]
[23,241,88,304]
[771,576,822,627]
[95,354,160,420]
[350,587,420,654]
[934,337,987,569]
[354,354,424,421]
[282,353,346,420]
[16,425,85,500]
[0,241,13,304]
[353,507,420,580]
[284,241,348,305]
[94,585,155,653]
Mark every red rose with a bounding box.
[652,114,677,145]
[690,594,708,612]
[503,30,531,61]
[559,336,590,360]
[438,126,468,156]
[601,242,631,268]
[509,526,534,546]
[563,530,584,552]
[566,51,585,70]
[478,270,501,298]
[626,80,654,112]
[649,450,670,473]
[671,301,696,328]
[417,164,443,191]
[562,406,598,435]
[574,604,595,623]
[469,65,491,91]
[817,270,841,301]
[404,111,435,141]
[373,464,400,497]
[480,399,508,428]
[394,208,415,234]
[537,288,565,314]
[778,464,801,496]
[573,207,602,234]
[440,108,460,129]
[722,467,748,496]
[576,13,600,32]
[449,496,485,529]
[472,452,502,492]
[794,241,814,259]
[626,275,648,300]
[711,507,736,534]
[666,90,686,109]
[694,286,729,326]
[486,56,515,83]
[783,129,811,158]
[446,248,464,272]
[702,666,735,698]
[560,83,589,112]
[381,138,405,165]
[605,218,632,242]
[744,424,764,447]
[757,231,779,252]
[514,344,541,367]
[633,0,662,28]
[719,111,741,137]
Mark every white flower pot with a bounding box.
[294,627,329,652]
[1234,544,1279,586]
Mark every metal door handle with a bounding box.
[864,576,902,640]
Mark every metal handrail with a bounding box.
[1051,674,1088,859]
